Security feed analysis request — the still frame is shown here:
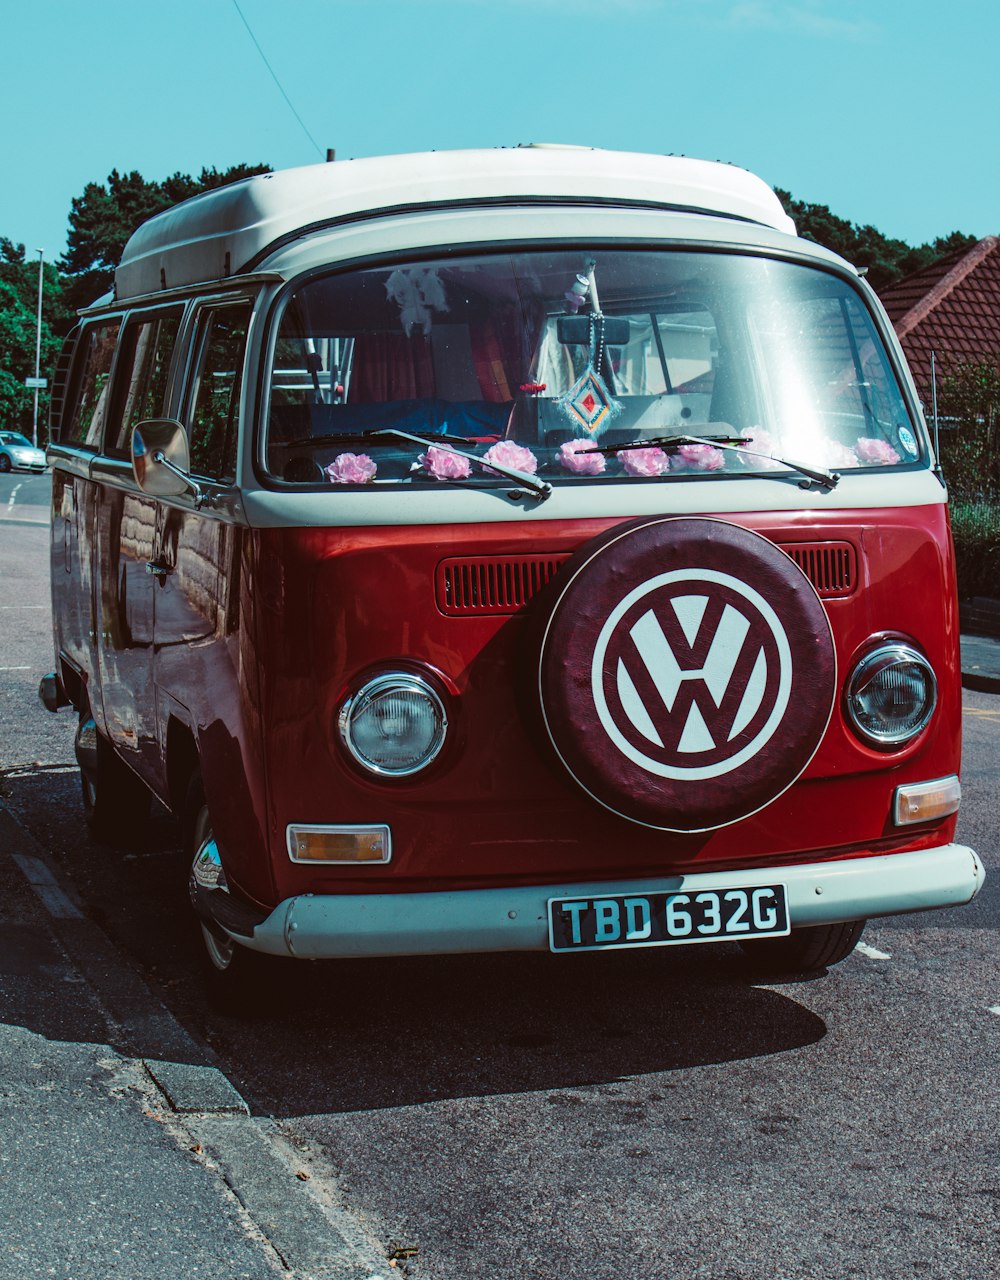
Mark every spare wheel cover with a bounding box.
[537,517,836,832]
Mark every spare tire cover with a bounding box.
[537,517,836,832]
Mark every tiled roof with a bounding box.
[877,237,1000,403]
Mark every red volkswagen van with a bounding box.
[41,146,984,992]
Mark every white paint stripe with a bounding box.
[12,853,84,920]
[988,1007,1000,1017]
[3,763,77,776]
[857,941,892,960]
[0,605,47,609]
[0,666,32,671]
[7,483,22,511]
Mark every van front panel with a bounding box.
[251,497,960,906]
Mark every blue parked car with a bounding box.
[0,431,47,473]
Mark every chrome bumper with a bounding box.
[223,843,985,959]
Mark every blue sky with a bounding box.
[2,0,997,265]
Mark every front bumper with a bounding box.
[217,843,985,959]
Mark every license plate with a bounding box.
[547,884,789,952]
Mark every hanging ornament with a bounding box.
[556,313,621,437]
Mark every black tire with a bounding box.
[740,920,866,976]
[183,771,272,1011]
[78,716,150,845]
[0,454,12,472]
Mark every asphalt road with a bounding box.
[1,472,997,1280]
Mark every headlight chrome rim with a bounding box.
[845,641,937,749]
[338,670,449,777]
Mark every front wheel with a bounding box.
[77,714,150,844]
[184,771,271,1011]
[740,920,866,976]
[0,454,11,473]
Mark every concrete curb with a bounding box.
[959,634,1000,695]
[0,800,390,1280]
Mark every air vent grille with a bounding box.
[780,541,857,597]
[436,540,857,615]
[436,554,570,616]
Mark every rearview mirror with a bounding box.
[132,419,192,497]
[557,315,630,346]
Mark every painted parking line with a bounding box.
[989,1007,1000,1017]
[857,941,892,960]
[12,852,84,920]
[963,706,1000,718]
[0,666,32,671]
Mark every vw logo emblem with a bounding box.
[536,516,837,831]
[592,570,793,780]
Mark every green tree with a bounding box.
[937,356,1000,496]
[774,189,975,291]
[0,238,67,440]
[61,163,271,311]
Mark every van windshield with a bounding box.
[262,249,921,488]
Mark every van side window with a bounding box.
[61,319,122,448]
[184,301,251,481]
[107,309,182,457]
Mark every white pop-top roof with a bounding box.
[114,145,797,300]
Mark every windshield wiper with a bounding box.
[600,433,840,492]
[370,428,552,502]
[280,427,550,501]
[282,430,478,449]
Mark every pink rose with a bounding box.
[814,438,858,468]
[325,452,377,484]
[419,445,472,481]
[557,439,606,475]
[738,427,781,470]
[855,436,900,466]
[482,440,539,476]
[671,443,725,472]
[621,447,669,477]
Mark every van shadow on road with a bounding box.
[3,765,827,1118]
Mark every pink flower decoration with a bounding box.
[419,445,472,481]
[621,447,669,477]
[325,452,377,485]
[482,440,539,476]
[737,426,781,469]
[671,443,726,472]
[855,436,900,466]
[814,438,858,469]
[557,439,606,475]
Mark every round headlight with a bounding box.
[845,643,937,748]
[339,672,448,777]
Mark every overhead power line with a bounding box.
[231,0,325,159]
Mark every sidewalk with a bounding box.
[0,802,388,1280]
[960,632,1000,693]
[959,596,1000,693]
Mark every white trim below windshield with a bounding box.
[239,467,945,529]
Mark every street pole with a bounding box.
[32,248,44,448]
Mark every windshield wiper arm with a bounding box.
[368,429,552,503]
[600,433,840,492]
[281,430,478,449]
[280,426,551,501]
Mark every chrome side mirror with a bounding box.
[131,419,204,504]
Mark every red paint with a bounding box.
[241,502,962,907]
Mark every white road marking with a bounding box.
[0,665,32,671]
[857,941,892,960]
[988,1007,1000,1017]
[7,483,22,511]
[3,763,77,777]
[0,605,46,609]
[12,853,83,920]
